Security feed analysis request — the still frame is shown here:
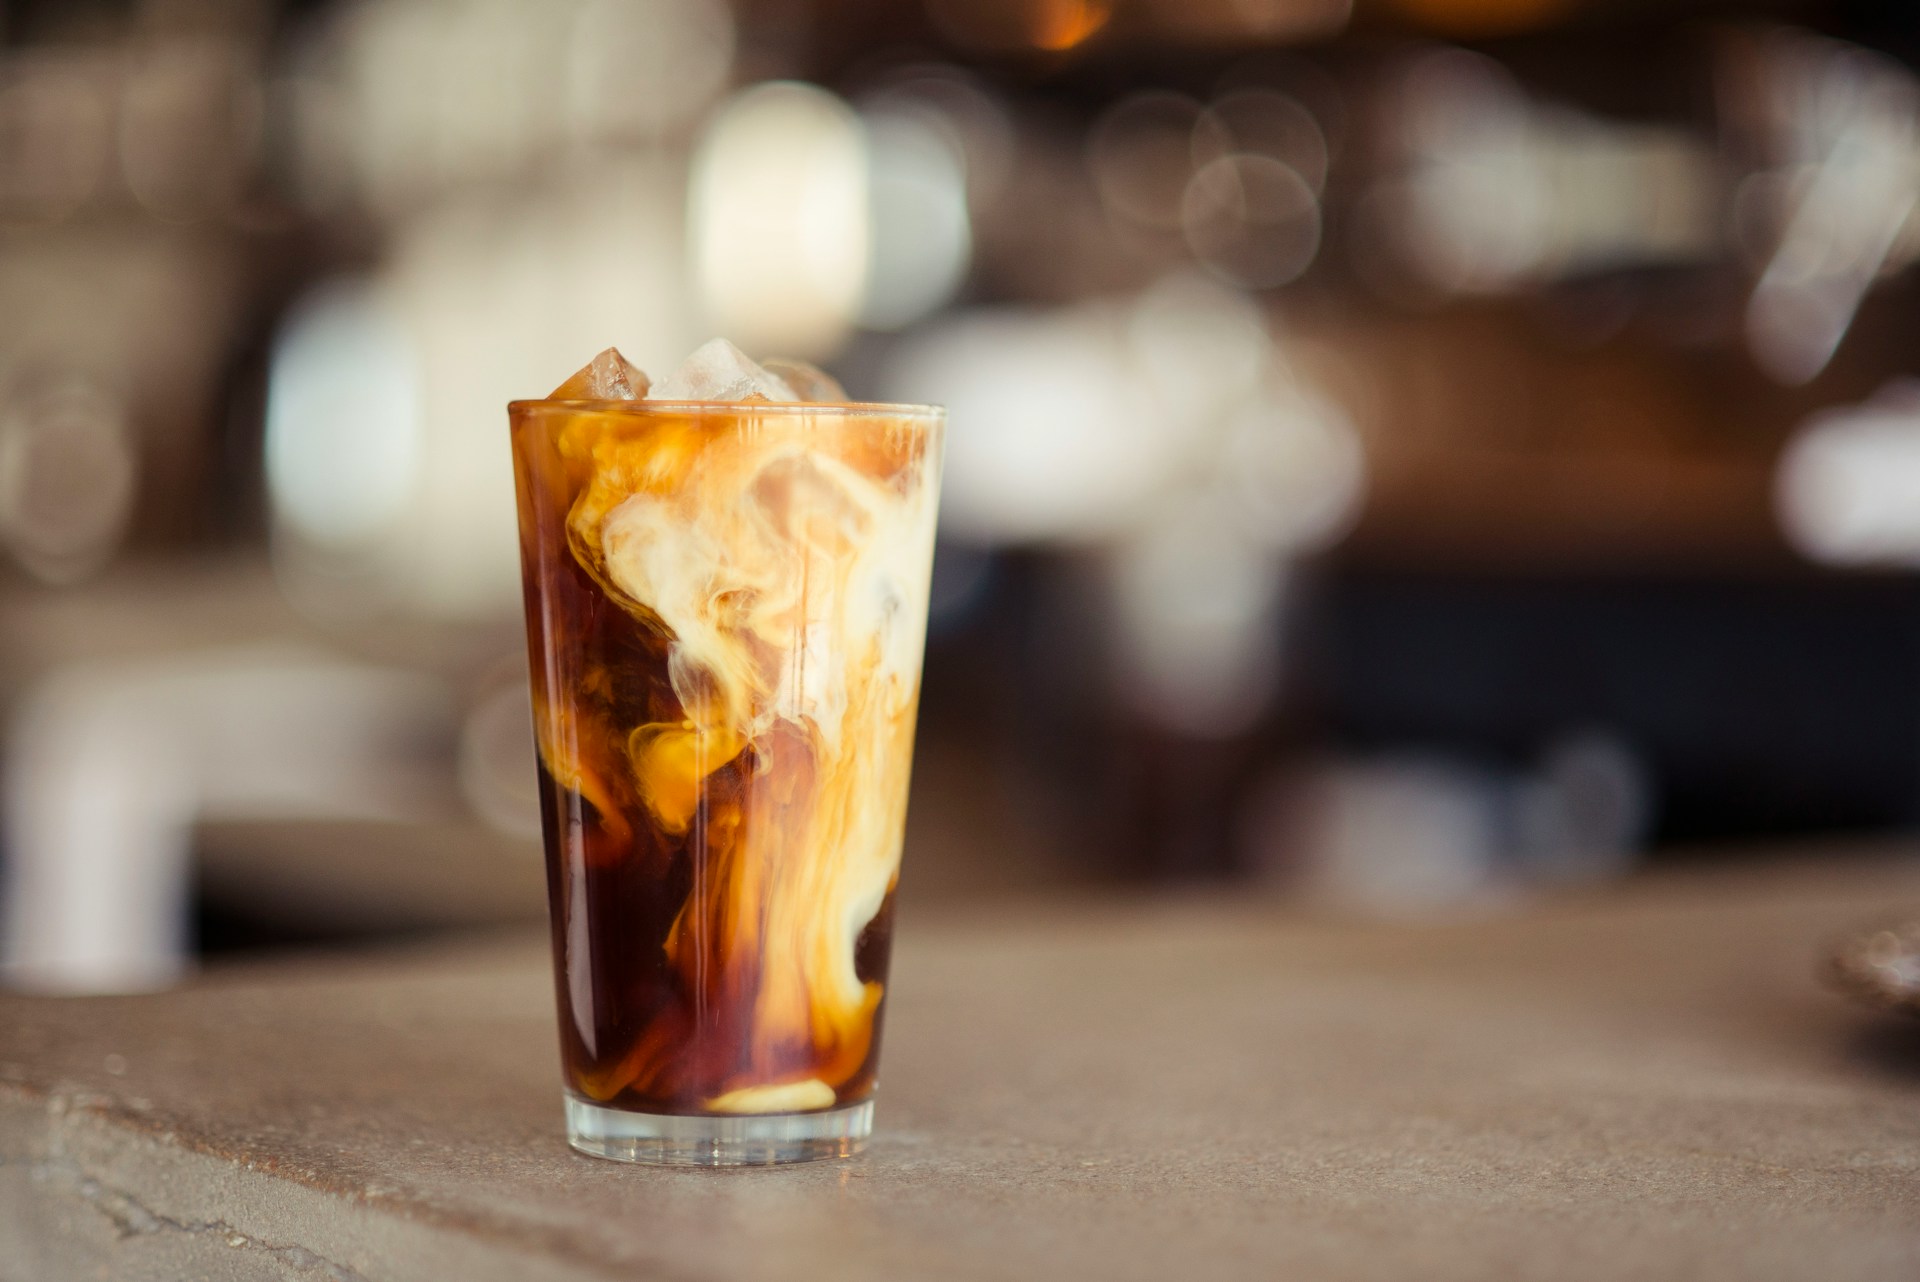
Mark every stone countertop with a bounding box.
[3,854,1920,1281]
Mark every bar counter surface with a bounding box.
[3,852,1918,1281]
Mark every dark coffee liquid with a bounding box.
[533,753,895,1114]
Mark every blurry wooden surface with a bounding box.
[3,850,1919,1281]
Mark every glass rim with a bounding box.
[509,397,945,419]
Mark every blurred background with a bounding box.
[4,0,1920,992]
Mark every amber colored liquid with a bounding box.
[510,401,939,1116]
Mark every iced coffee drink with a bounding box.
[509,342,943,1165]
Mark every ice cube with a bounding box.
[550,347,650,400]
[649,338,799,403]
[761,358,849,403]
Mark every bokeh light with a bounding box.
[1125,271,1269,428]
[265,281,422,552]
[926,0,1112,54]
[1181,153,1321,288]
[0,378,136,585]
[691,82,868,359]
[0,51,114,226]
[1214,370,1365,553]
[1375,46,1719,296]
[859,103,973,330]
[1777,381,1920,567]
[119,35,262,223]
[881,304,1176,543]
[883,270,1364,571]
[294,0,733,217]
[1742,34,1920,386]
[1108,497,1287,738]
[565,0,734,144]
[1379,49,1548,294]
[1199,89,1329,193]
[1089,92,1226,234]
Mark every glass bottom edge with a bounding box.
[564,1093,873,1166]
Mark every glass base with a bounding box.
[564,1094,873,1166]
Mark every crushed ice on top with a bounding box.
[549,339,847,404]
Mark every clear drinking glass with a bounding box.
[508,395,943,1165]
